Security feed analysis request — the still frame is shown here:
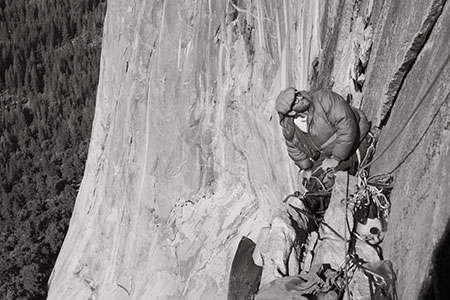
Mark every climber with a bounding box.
[275,87,370,182]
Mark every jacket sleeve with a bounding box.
[320,91,358,161]
[286,139,313,170]
[280,117,312,170]
[352,107,370,141]
[279,114,294,140]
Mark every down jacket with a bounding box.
[279,89,370,170]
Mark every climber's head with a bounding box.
[275,88,312,117]
[287,90,311,117]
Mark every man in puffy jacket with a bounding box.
[276,87,370,179]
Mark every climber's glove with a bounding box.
[298,169,312,186]
[320,157,340,171]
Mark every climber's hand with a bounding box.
[320,157,340,171]
[299,169,312,185]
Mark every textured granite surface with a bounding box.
[47,0,450,299]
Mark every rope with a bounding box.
[361,90,449,184]
[309,175,328,191]
[351,171,391,220]
[283,171,390,297]
[386,91,450,174]
[287,204,348,242]
[282,191,304,203]
[360,52,450,172]
[349,254,387,283]
[282,190,332,204]
[359,132,377,168]
[284,181,389,298]
[344,172,351,298]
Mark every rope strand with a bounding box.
[360,53,450,171]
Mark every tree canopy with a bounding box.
[0,1,106,299]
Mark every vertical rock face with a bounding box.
[48,1,327,299]
[48,0,450,299]
[366,2,450,299]
[362,0,447,126]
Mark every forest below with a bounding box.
[0,0,106,299]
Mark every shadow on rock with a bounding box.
[420,219,450,299]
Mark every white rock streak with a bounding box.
[46,1,354,299]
